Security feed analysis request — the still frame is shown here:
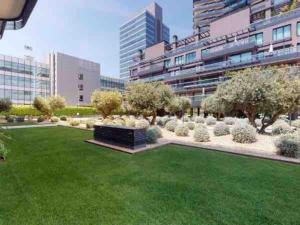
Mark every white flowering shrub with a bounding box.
[165,120,178,132]
[135,119,150,129]
[194,116,205,124]
[275,131,300,158]
[213,123,230,136]
[175,125,189,137]
[186,122,195,130]
[194,127,210,142]
[272,121,292,135]
[50,117,59,123]
[86,120,96,129]
[255,119,262,127]
[195,123,207,130]
[157,116,171,127]
[146,129,158,144]
[232,123,257,143]
[151,126,163,138]
[224,117,235,125]
[291,120,300,129]
[206,116,216,126]
[183,116,190,122]
[125,118,136,128]
[70,120,80,127]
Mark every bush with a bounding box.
[232,123,256,143]
[146,128,158,144]
[6,116,15,123]
[86,120,96,129]
[55,107,97,117]
[186,122,195,130]
[255,119,262,127]
[102,118,113,125]
[50,117,59,123]
[292,120,300,129]
[135,119,150,129]
[0,144,9,160]
[37,116,46,123]
[0,98,12,113]
[194,127,210,142]
[224,117,235,125]
[195,116,205,124]
[175,125,189,137]
[70,120,80,127]
[151,126,162,138]
[214,123,230,136]
[60,116,68,121]
[206,116,216,126]
[275,131,300,158]
[125,118,136,128]
[112,118,126,127]
[195,123,207,130]
[183,116,190,122]
[272,121,292,135]
[157,116,171,127]
[165,120,178,132]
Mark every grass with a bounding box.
[0,127,300,225]
[0,121,38,127]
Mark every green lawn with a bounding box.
[0,121,38,127]
[0,127,300,225]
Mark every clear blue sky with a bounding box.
[0,0,193,78]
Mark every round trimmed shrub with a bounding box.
[60,116,67,121]
[194,127,210,142]
[195,123,207,130]
[146,128,158,144]
[175,125,189,137]
[151,126,162,138]
[213,123,230,136]
[206,116,216,126]
[37,116,46,123]
[165,120,178,132]
[224,117,235,125]
[183,116,190,122]
[70,120,80,127]
[272,121,292,135]
[291,120,300,129]
[275,132,300,158]
[50,117,59,123]
[112,118,126,127]
[6,116,15,123]
[186,122,195,130]
[125,118,136,128]
[135,119,150,129]
[232,123,256,143]
[86,120,96,129]
[157,116,171,127]
[195,116,205,124]
[102,118,113,125]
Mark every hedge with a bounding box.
[1,106,97,117]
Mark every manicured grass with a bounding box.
[0,127,300,225]
[0,121,38,127]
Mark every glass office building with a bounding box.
[120,2,170,80]
[100,75,125,92]
[0,54,50,105]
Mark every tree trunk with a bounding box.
[244,110,256,128]
[258,113,280,134]
[150,111,157,125]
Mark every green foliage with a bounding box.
[60,116,68,121]
[102,118,113,125]
[272,121,292,135]
[50,117,59,123]
[206,116,216,126]
[175,125,189,137]
[166,97,191,118]
[194,127,210,142]
[0,98,12,113]
[165,120,178,132]
[146,128,158,144]
[48,95,66,112]
[70,120,80,127]
[33,95,66,117]
[0,143,9,160]
[157,116,171,127]
[86,120,96,129]
[125,118,136,128]
[33,96,51,117]
[151,126,163,138]
[112,118,126,127]
[201,95,225,115]
[91,91,122,118]
[6,116,15,123]
[214,123,230,136]
[232,123,257,143]
[37,116,46,123]
[135,119,150,129]
[275,131,300,158]
[55,107,97,117]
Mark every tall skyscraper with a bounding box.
[119,2,170,80]
[193,0,248,33]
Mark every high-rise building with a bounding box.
[119,2,170,80]
[193,0,249,33]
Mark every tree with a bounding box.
[126,82,174,124]
[33,95,66,118]
[91,91,122,118]
[167,96,191,118]
[206,66,300,133]
[0,98,12,113]
[201,94,225,119]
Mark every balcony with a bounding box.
[136,63,164,78]
[190,94,211,108]
[202,38,258,60]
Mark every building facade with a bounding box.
[130,2,300,114]
[120,2,170,80]
[100,75,125,92]
[49,52,100,106]
[0,54,50,105]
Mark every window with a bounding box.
[186,52,196,64]
[78,73,84,80]
[79,95,84,102]
[251,10,266,23]
[229,52,252,64]
[273,25,291,42]
[164,59,171,68]
[78,84,83,91]
[175,55,185,66]
[297,22,300,36]
[250,33,263,45]
[201,49,210,57]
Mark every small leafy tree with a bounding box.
[33,95,66,118]
[91,91,122,118]
[205,66,300,133]
[167,96,191,118]
[48,95,65,112]
[201,94,225,120]
[0,98,12,113]
[126,82,174,124]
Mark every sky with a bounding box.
[0,0,193,78]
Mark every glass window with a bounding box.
[5,76,11,86]
[250,33,263,45]
[164,59,171,68]
[186,52,196,64]
[273,25,291,41]
[175,56,185,66]
[297,22,300,36]
[78,74,84,80]
[79,95,84,102]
